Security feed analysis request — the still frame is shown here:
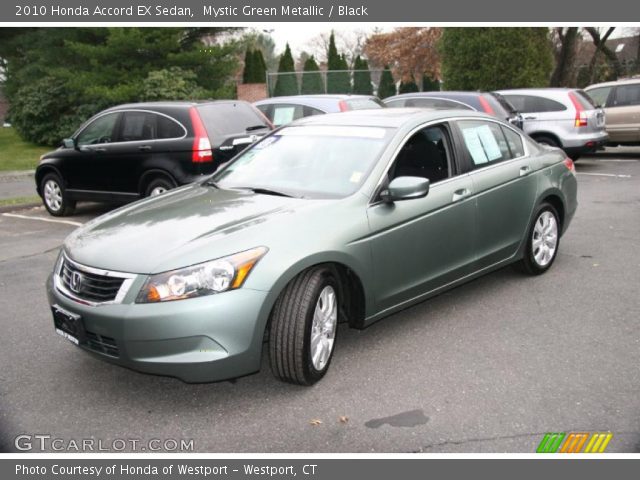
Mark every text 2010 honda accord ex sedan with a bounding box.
[47,109,577,386]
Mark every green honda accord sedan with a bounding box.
[47,109,578,385]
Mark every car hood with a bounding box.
[64,185,317,274]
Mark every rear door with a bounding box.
[503,94,570,137]
[454,119,538,268]
[603,83,640,143]
[196,102,272,169]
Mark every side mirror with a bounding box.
[62,138,76,149]
[379,176,430,203]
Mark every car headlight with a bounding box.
[136,247,268,303]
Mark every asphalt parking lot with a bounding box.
[0,150,639,453]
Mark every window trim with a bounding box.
[386,96,477,112]
[74,109,187,146]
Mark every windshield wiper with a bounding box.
[246,125,269,132]
[234,186,294,198]
[202,179,219,188]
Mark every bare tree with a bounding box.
[585,27,623,82]
[550,27,580,87]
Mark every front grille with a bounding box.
[59,258,125,303]
[86,331,120,357]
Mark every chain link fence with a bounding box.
[266,70,387,97]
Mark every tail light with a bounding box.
[563,157,576,174]
[568,92,588,127]
[338,100,349,112]
[478,96,495,115]
[189,107,213,163]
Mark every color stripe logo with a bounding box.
[537,432,613,453]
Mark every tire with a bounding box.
[269,267,340,386]
[515,203,561,275]
[534,135,560,148]
[40,173,75,217]
[144,176,176,197]
[569,153,581,162]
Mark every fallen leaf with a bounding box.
[310,419,322,426]
[339,416,349,424]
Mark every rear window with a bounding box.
[404,97,474,110]
[345,98,385,110]
[572,90,597,109]
[196,103,269,139]
[503,94,567,113]
[490,93,519,114]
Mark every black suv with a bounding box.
[36,101,272,216]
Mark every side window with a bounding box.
[156,115,185,139]
[384,99,405,108]
[76,113,119,146]
[405,98,473,110]
[271,104,305,126]
[120,112,155,141]
[586,87,612,107]
[458,120,513,167]
[390,125,451,184]
[501,126,525,158]
[302,106,325,117]
[613,84,640,107]
[504,95,565,113]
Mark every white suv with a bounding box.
[497,88,608,160]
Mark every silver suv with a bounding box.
[497,88,608,160]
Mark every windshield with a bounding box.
[212,125,392,199]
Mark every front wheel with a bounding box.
[516,203,560,275]
[40,173,75,217]
[269,267,339,385]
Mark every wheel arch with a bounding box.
[138,169,178,196]
[35,164,64,196]
[530,131,563,148]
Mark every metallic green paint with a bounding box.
[48,109,578,383]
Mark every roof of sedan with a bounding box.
[293,108,489,128]
[105,100,245,111]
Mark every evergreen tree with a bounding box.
[378,66,396,98]
[253,49,267,83]
[440,28,553,90]
[421,74,440,91]
[326,32,350,94]
[273,43,298,96]
[242,49,254,84]
[399,80,419,94]
[301,56,324,94]
[353,56,373,95]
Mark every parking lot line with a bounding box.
[577,172,632,178]
[2,212,83,227]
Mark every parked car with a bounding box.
[497,88,608,160]
[585,78,640,146]
[36,101,272,216]
[48,109,577,386]
[383,91,524,129]
[254,94,385,126]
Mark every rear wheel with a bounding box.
[269,267,339,385]
[516,203,560,275]
[144,176,176,197]
[41,173,75,217]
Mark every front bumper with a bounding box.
[47,275,270,383]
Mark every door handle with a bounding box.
[520,166,532,177]
[524,116,537,120]
[138,145,152,152]
[92,147,107,153]
[452,188,471,202]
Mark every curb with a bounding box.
[0,202,41,214]
[0,170,36,182]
